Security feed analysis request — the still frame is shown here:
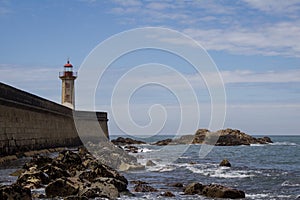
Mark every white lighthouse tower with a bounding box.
[59,59,77,109]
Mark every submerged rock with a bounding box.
[219,159,231,167]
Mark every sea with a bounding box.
[0,135,299,199]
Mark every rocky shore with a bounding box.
[1,147,247,200]
[1,147,130,199]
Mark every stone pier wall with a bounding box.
[0,82,108,156]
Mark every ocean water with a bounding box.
[116,135,300,200]
[0,135,299,199]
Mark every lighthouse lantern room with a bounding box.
[59,59,77,109]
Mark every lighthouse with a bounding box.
[59,59,77,109]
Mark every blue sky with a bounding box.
[0,0,300,135]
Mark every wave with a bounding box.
[281,180,300,187]
[246,193,294,199]
[250,142,298,146]
[186,166,255,178]
[270,142,298,146]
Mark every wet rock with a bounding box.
[0,184,31,200]
[56,150,83,171]
[111,137,146,146]
[40,164,71,181]
[184,182,204,195]
[146,160,156,166]
[86,141,144,171]
[64,196,88,200]
[152,138,173,146]
[79,181,119,199]
[130,180,148,185]
[160,191,175,197]
[219,159,231,167]
[202,184,245,199]
[133,183,158,192]
[257,136,273,144]
[170,182,183,188]
[17,167,50,189]
[124,145,139,153]
[45,178,79,198]
[10,169,25,177]
[23,155,53,170]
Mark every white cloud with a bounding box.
[184,20,300,57]
[243,0,300,14]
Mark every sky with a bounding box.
[0,0,300,135]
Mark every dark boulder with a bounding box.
[202,184,245,199]
[111,137,146,146]
[257,136,273,144]
[146,160,156,166]
[79,181,119,199]
[183,182,204,195]
[219,159,231,167]
[41,164,71,181]
[152,138,173,146]
[124,145,139,153]
[17,167,50,189]
[133,183,158,192]
[23,155,53,170]
[64,196,88,200]
[45,178,79,198]
[160,191,175,197]
[0,184,31,200]
[170,182,183,188]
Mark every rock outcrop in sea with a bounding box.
[154,128,273,146]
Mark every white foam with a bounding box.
[187,166,255,178]
[246,193,293,199]
[281,180,300,187]
[270,142,298,146]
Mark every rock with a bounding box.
[86,141,144,171]
[219,159,231,167]
[170,182,183,187]
[111,137,146,146]
[0,184,31,200]
[202,184,245,199]
[160,191,175,197]
[94,177,128,192]
[152,138,173,146]
[40,164,71,181]
[171,128,272,146]
[56,150,83,171]
[124,145,139,153]
[17,167,50,189]
[64,196,88,200]
[79,181,119,199]
[146,160,156,166]
[119,161,145,171]
[133,183,158,192]
[23,155,53,170]
[184,182,204,195]
[10,169,25,176]
[45,178,79,198]
[257,136,273,144]
[32,193,46,198]
[130,180,148,184]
